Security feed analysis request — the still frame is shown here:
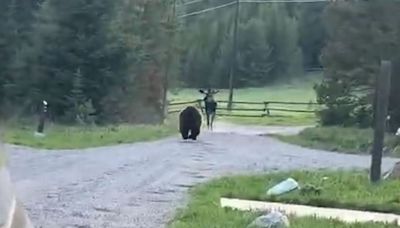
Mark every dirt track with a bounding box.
[6,123,398,228]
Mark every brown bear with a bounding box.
[179,106,202,140]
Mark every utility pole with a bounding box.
[227,0,240,110]
[162,0,177,121]
[370,60,392,183]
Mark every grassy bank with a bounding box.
[169,73,320,126]
[3,118,178,150]
[171,170,399,228]
[273,127,400,156]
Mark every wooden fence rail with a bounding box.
[167,99,322,117]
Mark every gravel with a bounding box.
[5,123,398,228]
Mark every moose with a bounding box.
[199,88,219,130]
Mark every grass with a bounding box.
[169,73,321,126]
[273,126,400,156]
[3,117,178,150]
[0,150,4,167]
[169,73,320,103]
[0,129,5,167]
[170,170,400,228]
[223,114,316,126]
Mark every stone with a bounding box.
[266,178,299,196]
[34,132,46,137]
[247,211,290,228]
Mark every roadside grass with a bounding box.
[0,151,4,167]
[0,130,5,166]
[223,114,316,126]
[3,117,178,150]
[272,126,400,156]
[171,170,399,228]
[169,73,321,126]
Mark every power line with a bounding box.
[241,0,329,3]
[177,0,330,106]
[178,1,236,18]
[177,0,330,18]
[181,0,206,6]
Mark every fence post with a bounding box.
[370,60,392,183]
[264,102,270,116]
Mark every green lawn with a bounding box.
[169,73,320,103]
[273,127,400,156]
[3,118,178,150]
[223,114,316,126]
[169,73,321,126]
[170,170,400,228]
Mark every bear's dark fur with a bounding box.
[179,106,202,140]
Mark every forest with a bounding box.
[0,0,399,131]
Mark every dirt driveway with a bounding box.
[6,123,398,228]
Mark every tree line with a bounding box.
[0,0,173,124]
[1,0,399,131]
[0,0,329,124]
[179,0,327,88]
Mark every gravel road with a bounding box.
[6,123,398,228]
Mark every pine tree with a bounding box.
[28,0,124,121]
[100,0,172,123]
[317,0,400,129]
[0,0,13,106]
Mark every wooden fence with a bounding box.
[167,99,323,118]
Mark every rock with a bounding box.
[247,211,290,228]
[383,161,400,180]
[34,132,46,137]
[266,178,299,196]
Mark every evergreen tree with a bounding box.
[0,0,13,105]
[317,0,400,130]
[27,0,126,121]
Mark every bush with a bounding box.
[349,103,373,128]
[317,105,353,126]
[317,103,373,128]
[315,81,373,128]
